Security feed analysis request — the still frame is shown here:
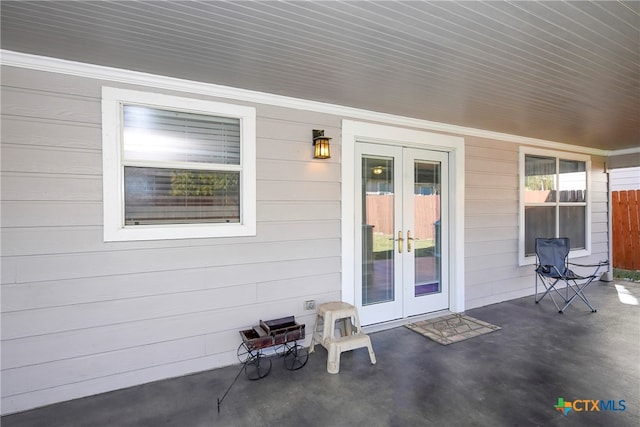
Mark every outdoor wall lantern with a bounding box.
[313,129,331,159]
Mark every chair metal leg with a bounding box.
[559,278,597,313]
[535,277,563,311]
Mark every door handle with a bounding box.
[396,230,404,253]
[407,230,414,252]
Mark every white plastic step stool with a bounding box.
[309,301,376,374]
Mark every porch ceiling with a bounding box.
[1,1,638,151]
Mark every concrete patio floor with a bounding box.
[3,281,639,427]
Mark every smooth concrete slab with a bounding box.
[3,281,639,426]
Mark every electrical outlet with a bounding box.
[304,300,316,310]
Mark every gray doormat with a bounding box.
[406,314,501,345]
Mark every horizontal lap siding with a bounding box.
[610,167,640,191]
[0,67,342,413]
[464,138,609,309]
[464,138,523,309]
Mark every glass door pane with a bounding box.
[362,156,395,305]
[413,161,441,296]
[403,148,449,318]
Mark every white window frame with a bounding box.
[519,147,591,265]
[102,87,256,241]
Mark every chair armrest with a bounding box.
[569,260,609,268]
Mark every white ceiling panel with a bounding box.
[1,0,638,150]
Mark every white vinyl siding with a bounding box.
[464,138,524,308]
[464,139,607,309]
[610,167,640,191]
[1,66,340,414]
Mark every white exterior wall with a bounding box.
[463,137,609,309]
[1,61,611,414]
[610,167,640,191]
[1,66,342,413]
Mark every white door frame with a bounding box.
[341,120,466,322]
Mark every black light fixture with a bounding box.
[313,129,331,159]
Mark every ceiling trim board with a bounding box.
[609,146,640,156]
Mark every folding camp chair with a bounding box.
[534,238,608,313]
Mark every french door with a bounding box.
[356,143,449,325]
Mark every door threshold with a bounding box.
[362,309,452,334]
